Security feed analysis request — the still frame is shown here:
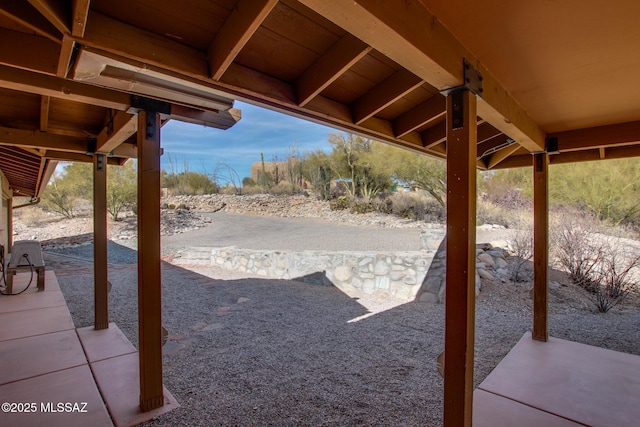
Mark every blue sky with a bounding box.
[160,101,338,183]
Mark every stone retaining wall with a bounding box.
[173,230,510,303]
[174,247,437,301]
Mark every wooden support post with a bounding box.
[443,89,477,427]
[7,197,12,250]
[94,153,109,330]
[137,111,164,412]
[533,153,549,341]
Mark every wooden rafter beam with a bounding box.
[37,159,58,195]
[44,150,124,164]
[96,111,138,154]
[497,144,640,170]
[40,96,50,132]
[297,0,545,152]
[486,143,521,169]
[0,65,130,110]
[74,12,442,158]
[422,121,446,148]
[0,1,61,43]
[296,34,372,107]
[393,94,445,138]
[0,28,60,75]
[28,0,71,34]
[0,127,88,153]
[352,69,423,124]
[208,0,278,80]
[424,120,499,150]
[550,120,640,152]
[111,143,138,159]
[221,62,438,156]
[57,34,75,78]
[72,0,90,37]
[33,157,48,200]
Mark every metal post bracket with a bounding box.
[463,58,483,96]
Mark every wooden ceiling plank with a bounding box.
[18,147,45,158]
[296,34,372,107]
[422,121,446,148]
[0,1,62,43]
[0,28,60,75]
[477,122,504,144]
[78,11,208,79]
[72,0,90,38]
[220,62,298,104]
[352,69,423,124]
[487,144,521,169]
[550,120,640,152]
[28,0,71,34]
[298,0,545,151]
[96,111,138,154]
[0,149,43,165]
[0,65,131,110]
[0,127,88,153]
[208,0,279,80]
[57,34,75,78]
[40,96,50,132]
[393,94,445,137]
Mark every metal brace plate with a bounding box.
[129,95,171,115]
[463,58,483,96]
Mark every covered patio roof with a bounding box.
[0,1,638,426]
[0,0,638,196]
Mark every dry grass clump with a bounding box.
[17,206,47,227]
[389,191,445,222]
[476,200,528,228]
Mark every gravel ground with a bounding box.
[18,195,640,425]
[43,218,640,427]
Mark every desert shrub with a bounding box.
[18,207,46,227]
[269,182,296,195]
[219,184,240,195]
[390,191,445,222]
[329,196,350,211]
[349,199,376,214]
[551,213,600,289]
[241,185,265,195]
[242,177,257,187]
[390,192,424,220]
[508,221,534,282]
[476,200,526,228]
[551,212,640,312]
[163,170,218,195]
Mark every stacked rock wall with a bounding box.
[173,229,511,303]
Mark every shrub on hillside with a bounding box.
[551,213,640,312]
[508,221,534,282]
[476,200,527,228]
[389,191,445,222]
[269,182,297,195]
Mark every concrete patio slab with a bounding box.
[478,331,640,427]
